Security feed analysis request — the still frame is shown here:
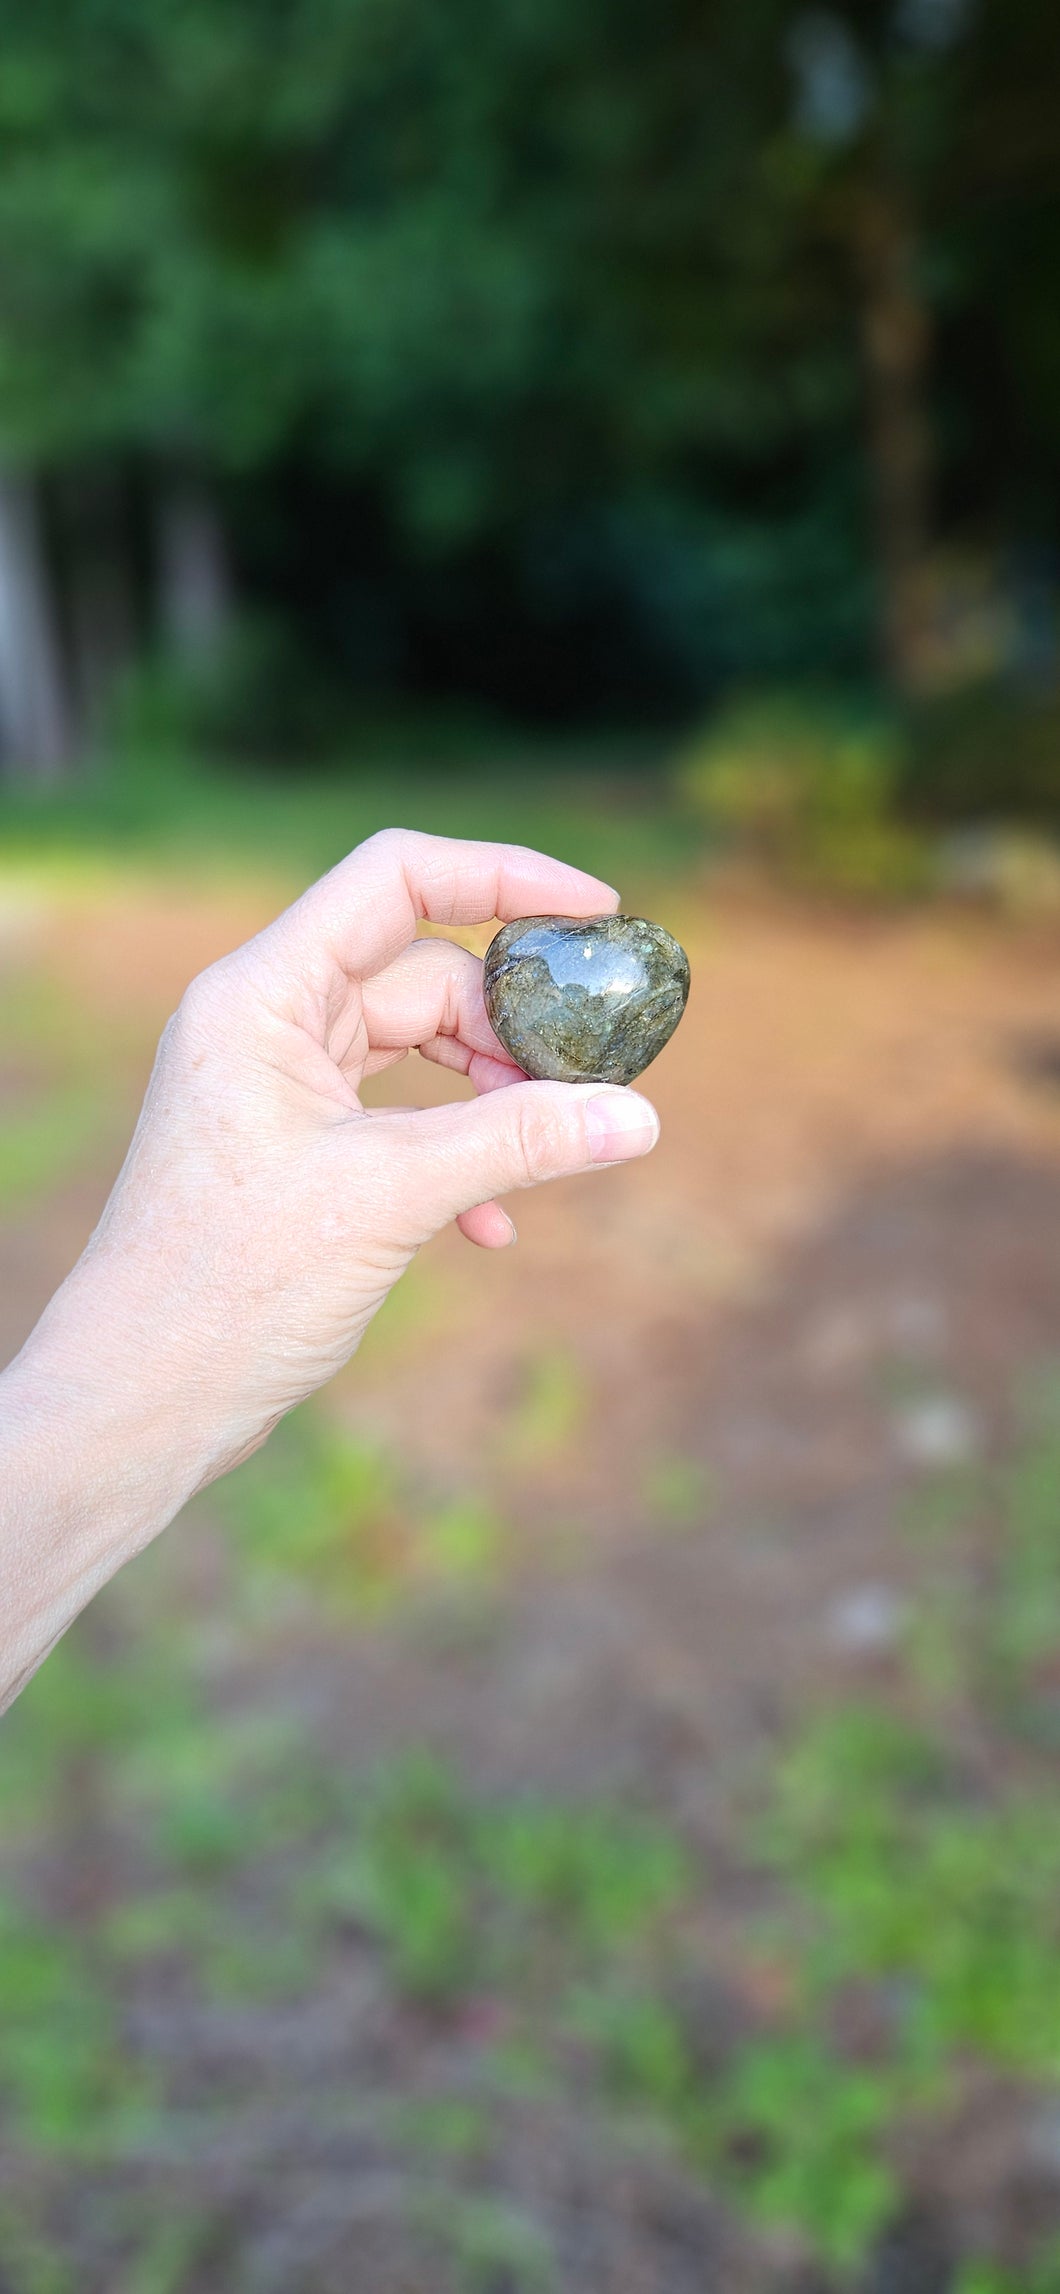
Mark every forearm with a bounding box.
[0,1263,214,1712]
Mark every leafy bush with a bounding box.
[677,689,932,899]
[905,684,1060,826]
[111,618,353,766]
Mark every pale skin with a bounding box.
[0,829,660,1713]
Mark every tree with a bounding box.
[0,0,1056,764]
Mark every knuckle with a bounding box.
[173,969,213,1036]
[512,1091,576,1187]
[364,826,462,924]
[412,841,462,923]
[176,963,222,1027]
[170,960,233,1053]
[364,825,413,863]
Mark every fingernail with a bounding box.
[585,1090,660,1163]
[500,1210,518,1245]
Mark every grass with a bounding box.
[686,1376,1060,2278]
[211,1401,508,1615]
[7,1375,1060,2286]
[500,1347,588,1467]
[956,2252,1060,2294]
[0,972,120,1211]
[0,738,698,893]
[0,1584,695,2287]
[719,1713,1060,2260]
[419,2193,555,2294]
[295,1749,688,2009]
[0,1080,111,1211]
[640,1452,715,1527]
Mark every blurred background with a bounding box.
[3,2,1060,2289]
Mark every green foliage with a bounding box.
[907,687,1060,827]
[216,1408,408,1612]
[678,690,932,900]
[421,2192,554,2294]
[573,1991,695,2119]
[0,744,695,895]
[704,1383,1060,2273]
[10,1288,1060,2283]
[0,2204,75,2294]
[955,2244,1060,2294]
[552,1382,1060,2278]
[0,0,835,499]
[0,1080,109,1210]
[326,1755,478,2005]
[424,1498,503,1584]
[216,1403,507,1612]
[502,1348,587,1467]
[303,1752,688,2008]
[641,1453,715,1527]
[0,1899,122,2149]
[3,0,1057,723]
[0,970,114,1211]
[484,1799,687,1953]
[904,1370,1060,1742]
[990,1374,1060,1734]
[0,2196,219,2294]
[388,2096,491,2161]
[0,1604,695,2276]
[114,616,356,766]
[722,2037,900,2273]
[108,2216,216,2294]
[766,1712,1060,2073]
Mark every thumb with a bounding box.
[375,1079,660,1243]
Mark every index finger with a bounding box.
[268,827,621,984]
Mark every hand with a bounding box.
[15,830,660,1514]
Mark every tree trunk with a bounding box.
[156,473,232,666]
[855,185,934,697]
[63,467,138,744]
[0,470,72,781]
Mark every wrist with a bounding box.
[6,1250,235,1521]
[0,1259,226,1707]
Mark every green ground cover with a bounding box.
[0,740,695,893]
[2,1372,1060,2288]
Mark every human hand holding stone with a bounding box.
[0,830,661,1704]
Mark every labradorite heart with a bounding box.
[483,914,690,1087]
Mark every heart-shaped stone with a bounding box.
[483,914,690,1086]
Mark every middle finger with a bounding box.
[359,935,511,1067]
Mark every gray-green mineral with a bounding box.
[483,914,690,1087]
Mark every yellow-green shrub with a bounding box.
[677,690,932,900]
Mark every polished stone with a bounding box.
[483,913,690,1086]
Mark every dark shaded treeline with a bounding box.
[0,0,1057,770]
